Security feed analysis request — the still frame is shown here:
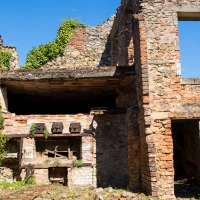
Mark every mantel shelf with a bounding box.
[6,131,93,138]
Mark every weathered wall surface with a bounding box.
[0,167,13,182]
[2,112,128,188]
[116,77,136,108]
[40,16,115,69]
[2,113,93,136]
[70,167,93,186]
[126,107,140,190]
[92,114,129,189]
[111,0,200,198]
[169,79,200,118]
[0,35,19,69]
[138,1,200,199]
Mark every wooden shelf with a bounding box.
[7,132,93,138]
[21,163,92,169]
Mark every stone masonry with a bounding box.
[110,0,200,199]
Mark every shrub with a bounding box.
[0,110,4,130]
[53,160,61,167]
[44,158,51,164]
[72,159,82,168]
[29,123,36,137]
[43,129,50,139]
[27,176,36,185]
[0,51,12,70]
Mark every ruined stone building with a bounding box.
[0,0,200,199]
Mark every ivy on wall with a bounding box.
[0,51,12,70]
[21,18,86,69]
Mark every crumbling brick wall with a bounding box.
[39,16,115,69]
[0,35,19,69]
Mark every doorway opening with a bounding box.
[172,120,200,198]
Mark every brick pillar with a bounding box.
[111,34,119,66]
[0,86,8,111]
[126,105,141,190]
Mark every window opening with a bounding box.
[178,20,200,78]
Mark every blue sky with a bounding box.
[0,1,199,78]
[0,0,120,66]
[178,21,200,78]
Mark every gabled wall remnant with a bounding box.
[39,16,115,69]
[1,0,200,199]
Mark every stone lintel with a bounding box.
[0,66,135,81]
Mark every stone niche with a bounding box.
[35,137,81,161]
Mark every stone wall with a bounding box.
[0,167,13,182]
[116,77,136,108]
[2,112,128,188]
[40,16,115,69]
[0,35,19,69]
[111,0,200,199]
[138,0,200,198]
[2,113,93,136]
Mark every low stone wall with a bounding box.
[69,167,93,186]
[0,167,13,182]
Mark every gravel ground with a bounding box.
[1,184,200,200]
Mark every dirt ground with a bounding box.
[0,183,200,200]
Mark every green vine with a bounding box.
[0,110,9,165]
[72,159,82,168]
[21,18,86,69]
[0,51,12,70]
[43,129,50,139]
[0,110,4,130]
[53,159,61,167]
[29,123,36,137]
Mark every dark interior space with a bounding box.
[49,167,67,185]
[36,137,81,160]
[1,75,135,115]
[2,138,22,181]
[172,120,200,199]
[8,94,117,114]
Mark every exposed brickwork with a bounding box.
[116,77,136,108]
[68,28,86,53]
[126,106,140,190]
[93,114,129,188]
